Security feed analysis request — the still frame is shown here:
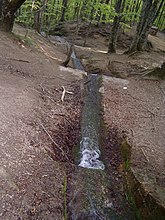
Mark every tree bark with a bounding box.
[34,0,48,33]
[108,0,125,53]
[128,0,161,53]
[60,0,68,22]
[0,0,26,32]
[137,0,159,50]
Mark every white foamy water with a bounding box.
[78,137,105,170]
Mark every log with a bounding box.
[142,62,165,78]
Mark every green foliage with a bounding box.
[63,174,67,220]
[125,191,142,220]
[16,0,165,33]
[13,33,36,46]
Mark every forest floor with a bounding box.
[0,23,165,219]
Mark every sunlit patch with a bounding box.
[75,45,107,54]
[39,45,62,62]
[59,66,87,77]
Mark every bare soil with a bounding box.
[0,23,165,219]
[71,24,165,189]
[0,26,82,219]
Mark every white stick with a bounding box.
[61,86,66,102]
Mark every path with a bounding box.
[0,29,81,219]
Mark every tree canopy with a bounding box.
[15,0,165,32]
[0,0,165,52]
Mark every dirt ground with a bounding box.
[68,23,165,186]
[0,27,83,219]
[0,23,165,219]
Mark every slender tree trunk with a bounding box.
[128,0,160,53]
[130,0,136,25]
[137,0,159,50]
[0,0,3,19]
[60,0,68,22]
[0,0,26,32]
[154,0,164,22]
[108,0,125,53]
[132,0,141,25]
[73,2,79,20]
[156,3,165,28]
[34,0,48,33]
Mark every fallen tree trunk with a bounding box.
[142,62,165,78]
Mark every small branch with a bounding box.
[66,91,74,95]
[141,62,165,78]
[7,57,30,63]
[160,85,165,97]
[40,123,66,157]
[61,86,66,102]
[140,69,156,78]
[84,80,91,85]
[141,148,149,162]
[128,51,139,57]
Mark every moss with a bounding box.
[123,147,165,220]
[63,174,67,220]
[120,138,132,162]
[120,138,143,219]
[125,190,142,220]
[72,143,80,164]
[124,159,130,170]
[12,33,36,46]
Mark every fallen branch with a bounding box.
[61,86,66,102]
[39,85,57,103]
[141,62,165,78]
[141,148,149,162]
[160,85,165,97]
[40,123,66,157]
[128,51,139,57]
[66,91,74,95]
[8,57,30,63]
[61,87,73,102]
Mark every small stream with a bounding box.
[69,47,135,220]
[46,36,136,219]
[79,74,105,170]
[71,49,104,170]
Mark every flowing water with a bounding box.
[78,74,105,170]
[70,49,105,170]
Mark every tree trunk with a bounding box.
[137,0,159,51]
[132,0,141,25]
[0,0,26,32]
[108,16,120,53]
[154,0,164,21]
[108,0,125,53]
[34,0,48,33]
[0,0,3,20]
[60,0,68,22]
[128,0,161,53]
